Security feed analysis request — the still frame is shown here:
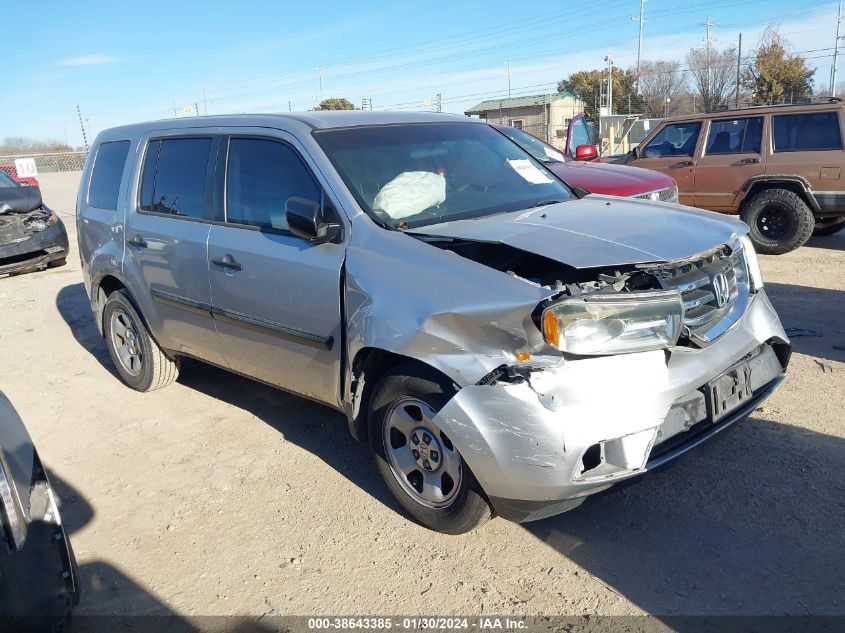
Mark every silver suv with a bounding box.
[77,112,790,533]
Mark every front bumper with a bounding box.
[432,289,789,523]
[0,217,68,275]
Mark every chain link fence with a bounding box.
[0,151,88,174]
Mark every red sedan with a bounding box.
[493,123,678,204]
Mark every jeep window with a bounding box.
[773,111,843,152]
[706,117,763,154]
[139,137,212,219]
[568,117,593,157]
[314,123,571,230]
[88,140,130,210]
[225,137,321,231]
[642,122,702,158]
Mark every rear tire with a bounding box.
[102,290,179,392]
[813,216,845,236]
[368,363,492,534]
[740,188,814,254]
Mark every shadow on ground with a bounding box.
[525,416,845,615]
[765,281,845,362]
[55,283,114,373]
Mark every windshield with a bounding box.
[495,125,566,164]
[314,123,571,229]
[0,169,18,187]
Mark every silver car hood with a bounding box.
[410,196,748,269]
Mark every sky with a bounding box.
[2,0,842,147]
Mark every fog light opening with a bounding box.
[581,443,603,474]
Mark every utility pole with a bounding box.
[632,0,647,93]
[832,0,844,96]
[172,99,178,118]
[202,88,208,116]
[289,100,292,112]
[318,66,324,104]
[76,105,88,150]
[506,60,511,98]
[736,33,742,108]
[703,17,716,108]
[195,102,199,117]
[435,93,442,113]
[609,50,613,115]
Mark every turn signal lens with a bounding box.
[515,351,531,361]
[543,310,560,349]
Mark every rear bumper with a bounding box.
[432,290,790,523]
[0,218,68,275]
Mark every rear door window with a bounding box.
[139,137,213,219]
[773,112,843,152]
[642,122,702,158]
[225,137,321,231]
[706,117,763,154]
[88,140,130,210]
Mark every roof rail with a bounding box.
[703,98,843,114]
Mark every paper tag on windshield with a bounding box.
[506,159,553,184]
[543,147,565,162]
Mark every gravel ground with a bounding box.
[1,172,842,621]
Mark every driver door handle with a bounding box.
[675,160,696,167]
[212,255,243,272]
[127,235,148,249]
[739,157,761,165]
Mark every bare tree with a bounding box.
[638,60,688,117]
[686,44,738,111]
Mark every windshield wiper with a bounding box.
[531,199,568,208]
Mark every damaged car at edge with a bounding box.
[0,169,68,276]
[77,112,790,534]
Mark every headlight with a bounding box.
[739,235,763,291]
[542,290,684,355]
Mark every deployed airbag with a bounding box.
[373,171,446,220]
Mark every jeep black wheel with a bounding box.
[740,188,815,255]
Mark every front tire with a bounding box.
[740,188,815,255]
[368,363,492,534]
[102,290,179,392]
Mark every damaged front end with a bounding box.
[0,186,69,275]
[346,215,790,523]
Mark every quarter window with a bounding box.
[642,122,702,158]
[139,137,213,219]
[225,138,321,231]
[773,112,843,152]
[88,140,130,210]
[706,117,763,154]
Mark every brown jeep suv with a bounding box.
[618,101,845,254]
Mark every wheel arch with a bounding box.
[345,347,458,443]
[91,274,128,336]
[739,176,820,214]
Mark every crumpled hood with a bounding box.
[410,196,748,269]
[0,186,43,214]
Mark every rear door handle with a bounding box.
[212,255,243,272]
[675,160,695,167]
[127,235,148,249]
[738,157,761,165]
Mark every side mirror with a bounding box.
[631,146,641,160]
[285,197,341,243]
[574,144,599,161]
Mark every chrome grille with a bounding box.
[644,243,750,345]
[634,186,679,204]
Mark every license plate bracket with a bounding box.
[706,361,752,422]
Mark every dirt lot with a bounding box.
[1,171,843,620]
